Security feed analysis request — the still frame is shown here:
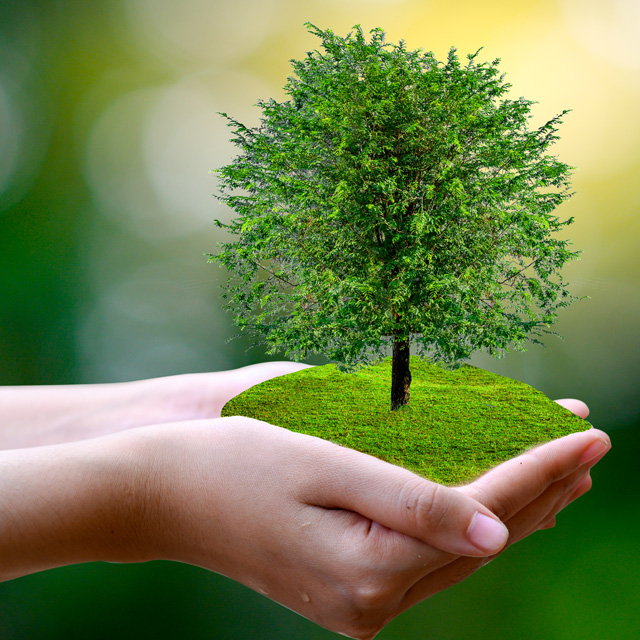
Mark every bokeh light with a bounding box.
[84,87,166,239]
[142,72,271,235]
[562,0,640,72]
[123,0,279,67]
[0,40,51,212]
[78,261,231,382]
[84,73,270,240]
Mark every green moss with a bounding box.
[221,356,591,486]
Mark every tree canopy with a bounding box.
[209,23,583,401]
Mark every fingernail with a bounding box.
[468,513,509,553]
[580,439,610,465]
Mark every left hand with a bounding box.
[0,361,312,449]
[2,360,590,450]
[145,361,591,424]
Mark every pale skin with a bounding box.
[0,361,609,639]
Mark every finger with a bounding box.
[496,466,592,548]
[535,473,592,533]
[234,360,315,378]
[536,474,592,532]
[458,428,610,521]
[398,469,589,613]
[554,398,589,419]
[568,471,593,502]
[541,468,593,530]
[558,473,593,517]
[400,455,601,613]
[481,461,594,555]
[224,361,315,402]
[299,437,509,558]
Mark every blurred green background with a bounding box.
[0,0,638,638]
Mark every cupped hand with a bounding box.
[14,360,590,451]
[136,408,609,640]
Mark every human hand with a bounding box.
[130,411,609,640]
[1,359,587,452]
[0,361,311,449]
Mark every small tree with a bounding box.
[209,23,583,411]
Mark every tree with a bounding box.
[208,23,584,411]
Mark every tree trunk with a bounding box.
[391,337,411,411]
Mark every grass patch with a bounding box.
[221,356,591,486]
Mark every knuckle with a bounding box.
[482,493,510,522]
[340,624,383,640]
[466,478,513,522]
[402,479,450,532]
[494,502,509,522]
[336,580,397,639]
[339,611,388,640]
[348,582,391,612]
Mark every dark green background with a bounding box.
[1,1,638,638]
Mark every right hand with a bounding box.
[130,416,609,640]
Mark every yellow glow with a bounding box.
[124,0,278,66]
[562,0,640,70]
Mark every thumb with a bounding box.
[306,443,509,558]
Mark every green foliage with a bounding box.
[209,23,584,373]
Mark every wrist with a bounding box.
[0,381,152,449]
[0,431,158,581]
[124,419,256,573]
